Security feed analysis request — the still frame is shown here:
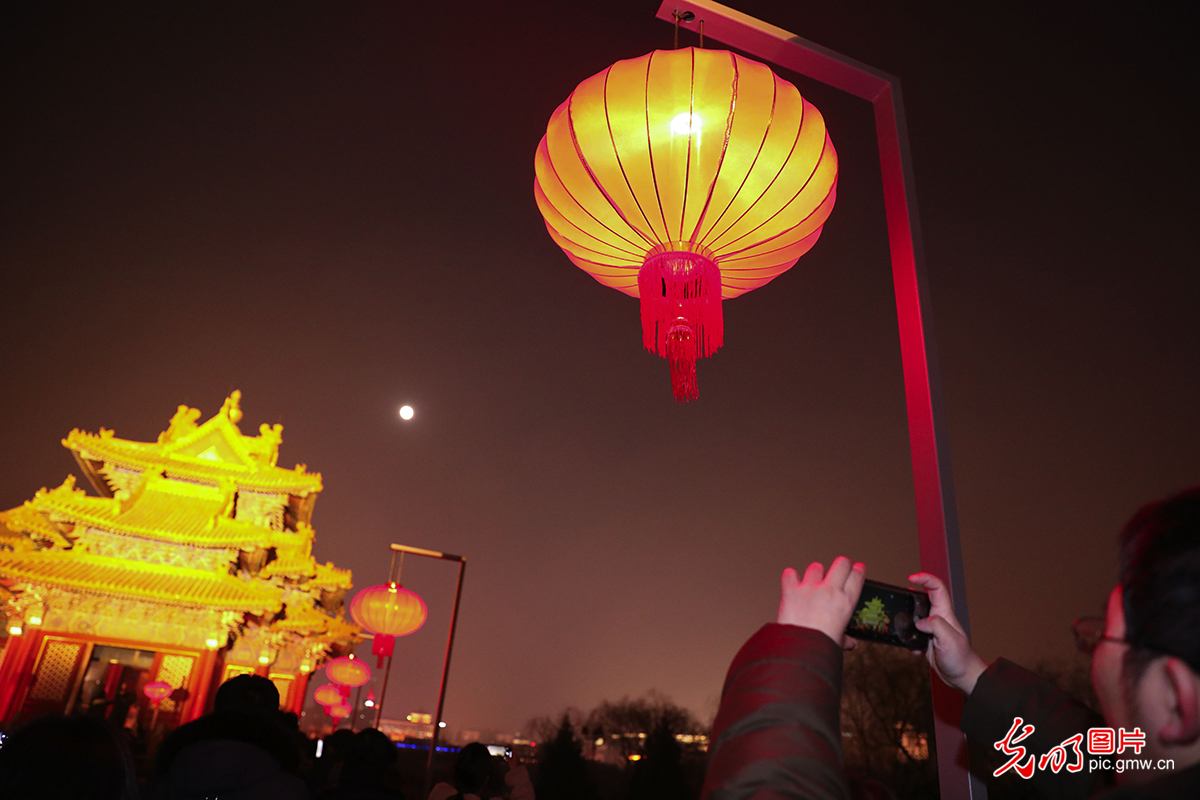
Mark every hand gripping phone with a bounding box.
[845,579,931,650]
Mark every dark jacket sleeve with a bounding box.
[701,623,849,800]
[962,658,1112,800]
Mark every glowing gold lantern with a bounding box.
[325,655,370,698]
[350,582,428,667]
[329,702,352,719]
[535,47,838,400]
[314,684,343,707]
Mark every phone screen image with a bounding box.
[845,579,931,650]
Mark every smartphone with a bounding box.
[486,745,512,758]
[845,578,930,650]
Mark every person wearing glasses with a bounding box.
[912,486,1200,798]
[700,488,1200,800]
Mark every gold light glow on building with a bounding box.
[0,392,361,729]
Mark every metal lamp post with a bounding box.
[358,543,466,800]
[651,2,980,798]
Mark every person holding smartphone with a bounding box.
[912,488,1200,799]
[700,487,1200,800]
[701,556,866,800]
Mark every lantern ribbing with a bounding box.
[350,582,428,668]
[325,655,370,699]
[534,47,837,400]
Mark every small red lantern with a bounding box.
[325,655,370,697]
[143,681,172,705]
[350,583,428,667]
[328,702,352,719]
[314,684,342,707]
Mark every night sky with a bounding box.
[2,2,1196,737]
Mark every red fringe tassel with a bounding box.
[639,251,723,402]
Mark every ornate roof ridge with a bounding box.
[33,475,274,549]
[0,502,70,550]
[0,548,283,612]
[311,561,353,590]
[63,392,323,493]
[66,430,323,491]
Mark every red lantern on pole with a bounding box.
[350,582,428,667]
[314,684,342,708]
[143,681,172,705]
[534,47,838,401]
[325,655,370,698]
[328,702,352,720]
[143,680,173,732]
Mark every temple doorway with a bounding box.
[74,645,155,728]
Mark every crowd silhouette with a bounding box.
[4,487,1200,799]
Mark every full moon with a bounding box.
[399,405,414,420]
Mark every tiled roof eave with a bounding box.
[69,436,322,493]
[35,499,270,550]
[0,552,282,613]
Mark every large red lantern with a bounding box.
[535,47,838,401]
[314,684,343,707]
[350,582,428,667]
[325,655,370,698]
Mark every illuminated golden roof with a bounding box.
[270,600,347,635]
[311,562,353,591]
[1,391,361,653]
[0,504,68,550]
[65,391,322,496]
[0,549,282,612]
[318,614,361,643]
[260,550,314,579]
[33,475,271,549]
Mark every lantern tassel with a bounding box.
[639,249,722,402]
[372,634,396,669]
[667,322,699,401]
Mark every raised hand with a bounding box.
[777,556,866,648]
[908,572,987,694]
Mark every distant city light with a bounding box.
[399,405,414,420]
[438,721,446,728]
[628,754,642,761]
[364,699,375,707]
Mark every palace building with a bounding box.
[0,392,360,731]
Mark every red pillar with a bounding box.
[0,629,44,723]
[183,648,220,723]
[289,672,310,716]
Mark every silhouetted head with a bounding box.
[0,715,137,800]
[453,742,493,794]
[214,673,281,716]
[1118,485,1200,677]
[1090,486,1200,777]
[321,728,357,762]
[337,728,398,787]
